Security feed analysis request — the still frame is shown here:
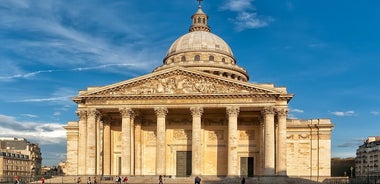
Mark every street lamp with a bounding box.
[350,166,353,178]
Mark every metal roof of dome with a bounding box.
[165,31,234,58]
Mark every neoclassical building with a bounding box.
[64,3,334,181]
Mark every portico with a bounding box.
[64,1,334,181]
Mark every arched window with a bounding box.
[198,17,201,23]
[193,18,196,24]
[222,58,226,63]
[194,55,200,61]
[209,55,214,61]
[181,56,186,61]
[203,18,206,23]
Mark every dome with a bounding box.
[166,31,234,59]
[153,4,249,82]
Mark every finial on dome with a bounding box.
[197,0,203,8]
[190,0,210,32]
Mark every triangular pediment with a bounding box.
[79,67,286,97]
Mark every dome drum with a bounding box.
[154,5,250,81]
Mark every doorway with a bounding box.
[240,157,254,177]
[176,151,192,177]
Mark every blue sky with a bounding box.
[0,0,379,166]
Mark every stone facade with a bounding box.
[64,3,334,182]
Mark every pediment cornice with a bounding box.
[74,67,293,102]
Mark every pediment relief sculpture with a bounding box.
[87,71,273,96]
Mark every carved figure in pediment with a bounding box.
[97,73,254,96]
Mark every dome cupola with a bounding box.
[154,1,249,82]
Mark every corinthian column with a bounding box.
[119,107,134,175]
[226,106,239,176]
[154,107,168,175]
[96,113,103,175]
[86,109,99,175]
[76,110,87,175]
[276,107,288,175]
[190,106,203,176]
[103,118,111,176]
[262,106,275,175]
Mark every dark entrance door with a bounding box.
[176,151,192,177]
[240,157,254,177]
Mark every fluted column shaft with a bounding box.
[77,110,87,175]
[130,114,135,175]
[277,108,288,175]
[134,118,142,175]
[86,109,99,175]
[155,107,168,175]
[120,107,134,175]
[190,107,203,176]
[96,115,103,175]
[103,119,111,176]
[262,107,275,175]
[227,106,239,176]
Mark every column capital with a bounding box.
[276,107,289,117]
[154,107,168,117]
[226,106,240,117]
[261,106,275,115]
[88,109,100,118]
[119,107,135,118]
[76,110,87,120]
[190,106,204,117]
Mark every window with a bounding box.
[209,55,214,61]
[194,55,200,61]
[181,56,186,61]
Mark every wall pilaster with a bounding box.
[226,106,239,176]
[190,106,203,176]
[154,107,168,175]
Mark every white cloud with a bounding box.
[220,0,255,12]
[0,114,66,145]
[291,108,304,113]
[220,0,273,31]
[330,110,356,117]
[370,111,379,116]
[0,1,164,83]
[21,114,38,118]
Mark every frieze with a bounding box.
[84,96,276,105]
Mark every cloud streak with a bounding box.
[0,1,164,83]
[220,0,273,31]
[330,110,356,117]
[0,64,139,81]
